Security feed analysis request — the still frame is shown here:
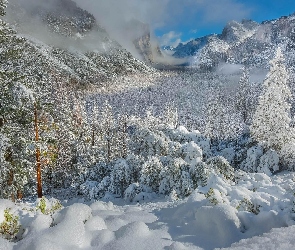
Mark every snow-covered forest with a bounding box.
[2,0,295,249]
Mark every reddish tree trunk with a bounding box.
[34,102,43,198]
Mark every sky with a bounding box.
[74,0,295,48]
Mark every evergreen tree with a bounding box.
[236,67,250,124]
[0,0,7,17]
[204,86,228,142]
[250,48,294,150]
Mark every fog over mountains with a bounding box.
[4,0,295,72]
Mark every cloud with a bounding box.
[7,0,253,59]
[159,31,182,47]
[74,0,170,31]
[73,0,252,48]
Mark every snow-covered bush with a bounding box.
[80,181,100,200]
[206,156,235,181]
[241,145,264,172]
[167,141,182,158]
[204,188,220,205]
[97,176,111,199]
[166,126,211,159]
[108,159,135,197]
[35,197,63,215]
[124,183,141,202]
[125,154,145,183]
[179,141,203,164]
[219,147,236,165]
[0,208,20,241]
[130,127,170,158]
[189,161,210,188]
[165,126,191,143]
[236,198,261,214]
[280,142,295,170]
[140,156,163,193]
[258,149,279,175]
[82,162,110,184]
[159,157,193,196]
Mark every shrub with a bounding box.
[0,209,20,241]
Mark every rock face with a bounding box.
[129,20,162,64]
[171,13,295,69]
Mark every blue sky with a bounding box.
[154,0,295,47]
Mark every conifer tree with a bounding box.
[0,0,7,17]
[204,86,227,142]
[99,101,117,162]
[236,67,250,124]
[250,48,294,150]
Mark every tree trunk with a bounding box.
[92,128,95,146]
[34,102,43,198]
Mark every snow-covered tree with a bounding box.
[0,0,7,17]
[108,159,134,197]
[140,156,163,192]
[236,67,250,124]
[250,48,294,151]
[98,101,117,162]
[204,87,228,142]
[163,104,178,129]
[159,157,192,197]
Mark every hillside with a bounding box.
[3,0,156,88]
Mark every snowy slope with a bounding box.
[1,171,295,249]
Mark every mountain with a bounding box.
[171,14,295,70]
[173,35,211,58]
[123,19,163,64]
[3,0,155,88]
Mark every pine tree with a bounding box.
[236,67,250,124]
[0,0,7,17]
[99,101,117,162]
[250,48,294,150]
[204,86,228,142]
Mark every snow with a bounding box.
[221,225,295,250]
[1,171,295,250]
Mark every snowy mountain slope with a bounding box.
[172,13,295,70]
[3,0,155,88]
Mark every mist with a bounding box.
[4,0,253,65]
[5,0,116,54]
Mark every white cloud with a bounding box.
[159,31,182,47]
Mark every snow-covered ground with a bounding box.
[1,171,295,250]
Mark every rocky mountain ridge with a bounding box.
[171,13,295,70]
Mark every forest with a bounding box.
[1,0,295,249]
